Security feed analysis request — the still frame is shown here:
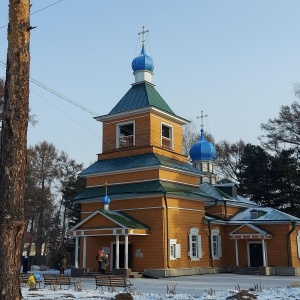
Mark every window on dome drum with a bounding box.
[170,239,181,260]
[117,122,135,148]
[211,229,222,260]
[188,227,202,261]
[161,124,173,150]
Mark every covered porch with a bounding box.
[69,209,150,274]
[229,224,273,268]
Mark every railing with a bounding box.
[119,135,134,148]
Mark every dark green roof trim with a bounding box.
[80,153,201,176]
[100,210,150,230]
[73,180,213,202]
[109,82,175,116]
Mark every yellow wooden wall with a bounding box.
[86,168,199,187]
[101,112,184,155]
[290,226,300,267]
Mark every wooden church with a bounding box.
[69,29,300,277]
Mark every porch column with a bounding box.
[124,234,128,269]
[115,235,119,269]
[235,239,239,266]
[262,239,267,267]
[82,236,87,268]
[75,237,79,268]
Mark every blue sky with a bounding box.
[1,0,300,167]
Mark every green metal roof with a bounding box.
[200,182,236,201]
[109,82,175,116]
[80,153,201,176]
[73,180,213,202]
[100,210,150,230]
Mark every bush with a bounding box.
[114,293,134,300]
[226,290,257,300]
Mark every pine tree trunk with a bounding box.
[0,1,30,299]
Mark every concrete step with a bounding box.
[237,267,259,275]
[129,272,144,278]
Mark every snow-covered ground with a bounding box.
[21,269,300,299]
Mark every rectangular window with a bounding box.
[117,122,135,148]
[170,239,181,260]
[297,231,300,258]
[211,231,222,259]
[189,228,202,261]
[161,124,173,150]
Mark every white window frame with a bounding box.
[297,230,300,258]
[188,227,202,261]
[161,123,173,150]
[211,228,222,260]
[169,239,181,260]
[116,121,135,148]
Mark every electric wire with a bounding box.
[0,60,99,116]
[0,64,296,208]
[0,0,64,30]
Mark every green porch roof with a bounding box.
[109,82,175,116]
[73,180,213,202]
[80,153,201,176]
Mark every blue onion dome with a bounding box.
[189,129,216,161]
[131,47,154,72]
[102,194,111,205]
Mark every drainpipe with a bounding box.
[207,219,214,267]
[286,221,296,267]
[223,200,227,220]
[163,192,170,268]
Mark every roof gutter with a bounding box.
[223,200,227,220]
[286,221,296,268]
[206,218,214,267]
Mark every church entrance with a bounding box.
[112,244,132,269]
[249,243,263,267]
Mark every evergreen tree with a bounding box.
[238,144,273,207]
[271,149,300,216]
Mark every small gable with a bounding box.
[230,224,272,239]
[81,212,119,229]
[69,209,150,237]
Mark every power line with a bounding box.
[0,0,64,30]
[0,61,99,116]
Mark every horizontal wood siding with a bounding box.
[226,206,240,218]
[97,146,189,162]
[80,214,118,228]
[86,208,165,271]
[86,169,160,186]
[290,226,300,267]
[206,205,224,218]
[159,169,199,186]
[102,113,151,153]
[162,197,210,268]
[85,169,199,187]
[260,224,289,266]
[150,113,183,154]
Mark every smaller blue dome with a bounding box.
[189,129,216,161]
[102,194,111,205]
[132,47,154,72]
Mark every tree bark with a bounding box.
[0,1,30,299]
